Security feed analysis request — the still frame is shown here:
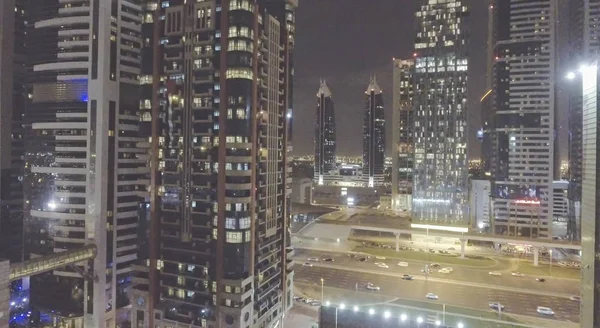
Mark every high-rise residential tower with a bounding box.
[314,79,336,185]
[569,1,600,326]
[23,1,148,326]
[489,0,558,239]
[391,59,414,199]
[129,1,297,327]
[412,0,469,225]
[363,76,385,188]
[0,0,26,265]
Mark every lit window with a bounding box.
[226,231,243,243]
[226,68,253,80]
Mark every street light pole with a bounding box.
[321,278,324,302]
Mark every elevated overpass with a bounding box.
[290,202,336,216]
[293,220,580,266]
[1,244,98,328]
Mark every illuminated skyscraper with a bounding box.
[489,0,558,239]
[314,79,336,185]
[129,1,297,327]
[412,0,469,225]
[391,59,414,198]
[363,76,385,188]
[23,0,148,326]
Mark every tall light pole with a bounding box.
[321,278,324,302]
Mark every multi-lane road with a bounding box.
[293,249,580,323]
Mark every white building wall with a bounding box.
[469,180,490,230]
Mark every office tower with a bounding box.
[412,0,469,225]
[363,76,385,188]
[570,1,600,326]
[23,1,148,327]
[314,79,336,185]
[480,90,492,175]
[579,63,600,328]
[489,0,557,238]
[129,1,297,327]
[391,59,414,200]
[0,0,26,264]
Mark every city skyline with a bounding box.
[0,1,595,328]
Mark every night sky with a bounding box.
[291,0,491,158]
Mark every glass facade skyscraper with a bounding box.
[412,0,469,225]
[362,76,385,188]
[314,79,336,185]
[392,59,414,196]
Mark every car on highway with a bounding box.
[303,262,314,267]
[430,263,441,268]
[536,306,554,316]
[347,254,357,258]
[489,302,505,311]
[309,301,321,307]
[570,296,581,301]
[443,267,453,272]
[377,263,389,269]
[358,257,367,262]
[323,258,334,262]
[402,274,413,280]
[511,272,525,277]
[438,268,451,274]
[366,283,381,291]
[375,256,386,260]
[536,278,546,282]
[293,296,303,302]
[397,261,408,267]
[488,271,502,276]
[418,248,426,252]
[429,249,436,253]
[308,257,319,262]
[421,268,433,274]
[447,247,455,251]
[425,293,439,300]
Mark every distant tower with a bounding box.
[314,79,336,185]
[363,76,385,188]
[392,59,414,201]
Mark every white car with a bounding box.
[397,261,409,267]
[303,262,314,267]
[536,306,554,316]
[375,256,386,260]
[438,269,450,274]
[308,257,319,262]
[489,271,502,276]
[443,267,453,272]
[377,263,389,269]
[570,296,581,301]
[366,283,381,291]
[426,293,439,300]
[511,272,525,277]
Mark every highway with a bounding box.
[293,249,580,296]
[293,250,580,323]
